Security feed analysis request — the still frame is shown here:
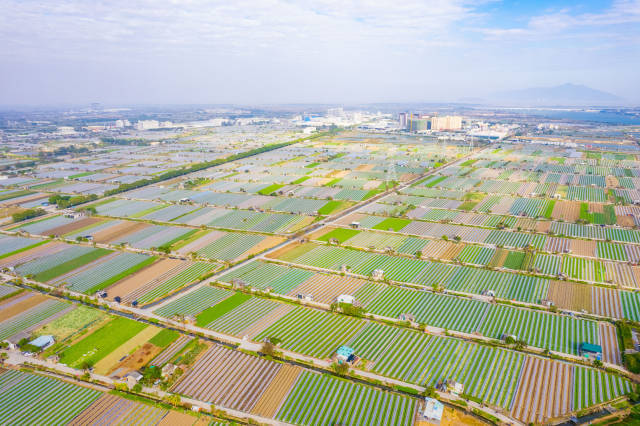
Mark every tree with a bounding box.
[331,362,349,376]
[164,394,181,406]
[423,385,437,398]
[261,341,276,357]
[514,339,528,350]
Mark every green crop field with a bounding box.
[59,316,147,368]
[34,248,112,282]
[317,227,361,243]
[148,328,180,348]
[371,217,411,232]
[195,292,252,326]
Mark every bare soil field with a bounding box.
[334,212,366,226]
[265,242,301,260]
[355,164,375,171]
[286,273,368,304]
[546,280,591,312]
[535,221,552,233]
[617,215,635,227]
[157,411,201,426]
[106,258,183,301]
[605,176,619,188]
[589,203,604,214]
[93,220,148,244]
[570,239,597,257]
[551,201,581,222]
[514,217,537,231]
[111,342,163,378]
[591,286,623,318]
[488,248,508,268]
[45,217,102,237]
[251,364,301,418]
[93,325,161,375]
[241,236,286,260]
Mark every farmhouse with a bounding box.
[579,342,602,361]
[28,335,55,350]
[336,294,354,304]
[421,397,444,424]
[336,345,355,364]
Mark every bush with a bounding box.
[625,352,640,374]
[12,208,45,223]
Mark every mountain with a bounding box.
[489,83,624,106]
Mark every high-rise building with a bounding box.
[430,115,462,131]
[398,112,408,128]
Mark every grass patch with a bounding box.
[159,229,198,250]
[372,218,411,232]
[34,248,112,282]
[69,172,94,179]
[0,239,47,260]
[86,256,157,294]
[196,293,251,327]
[503,251,525,270]
[424,176,446,188]
[324,178,342,187]
[457,201,477,211]
[463,192,485,202]
[543,200,556,219]
[258,183,285,195]
[604,205,617,225]
[460,159,477,167]
[318,200,349,216]
[171,229,209,251]
[35,305,107,342]
[363,189,382,200]
[83,197,118,210]
[148,328,180,348]
[317,228,360,243]
[305,162,320,168]
[59,316,147,368]
[291,176,310,185]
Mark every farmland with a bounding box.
[2,123,640,426]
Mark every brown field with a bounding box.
[93,325,161,375]
[632,267,640,289]
[242,236,286,260]
[599,322,622,365]
[326,169,350,178]
[604,262,636,288]
[535,221,552,233]
[157,411,201,426]
[589,203,604,214]
[265,242,301,260]
[241,305,294,339]
[605,176,619,188]
[546,280,591,312]
[334,212,366,226]
[287,215,315,232]
[251,364,301,418]
[400,172,419,182]
[570,239,596,257]
[0,206,24,219]
[617,215,635,227]
[439,242,466,260]
[488,248,508,268]
[510,357,572,424]
[45,217,102,237]
[355,164,375,171]
[111,342,163,378]
[514,217,537,231]
[307,227,333,241]
[106,258,183,301]
[0,293,48,319]
[286,273,368,304]
[551,201,581,222]
[417,406,485,426]
[92,220,148,244]
[172,345,281,412]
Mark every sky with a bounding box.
[0,0,639,106]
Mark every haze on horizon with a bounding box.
[1,0,639,106]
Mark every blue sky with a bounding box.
[0,0,638,105]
